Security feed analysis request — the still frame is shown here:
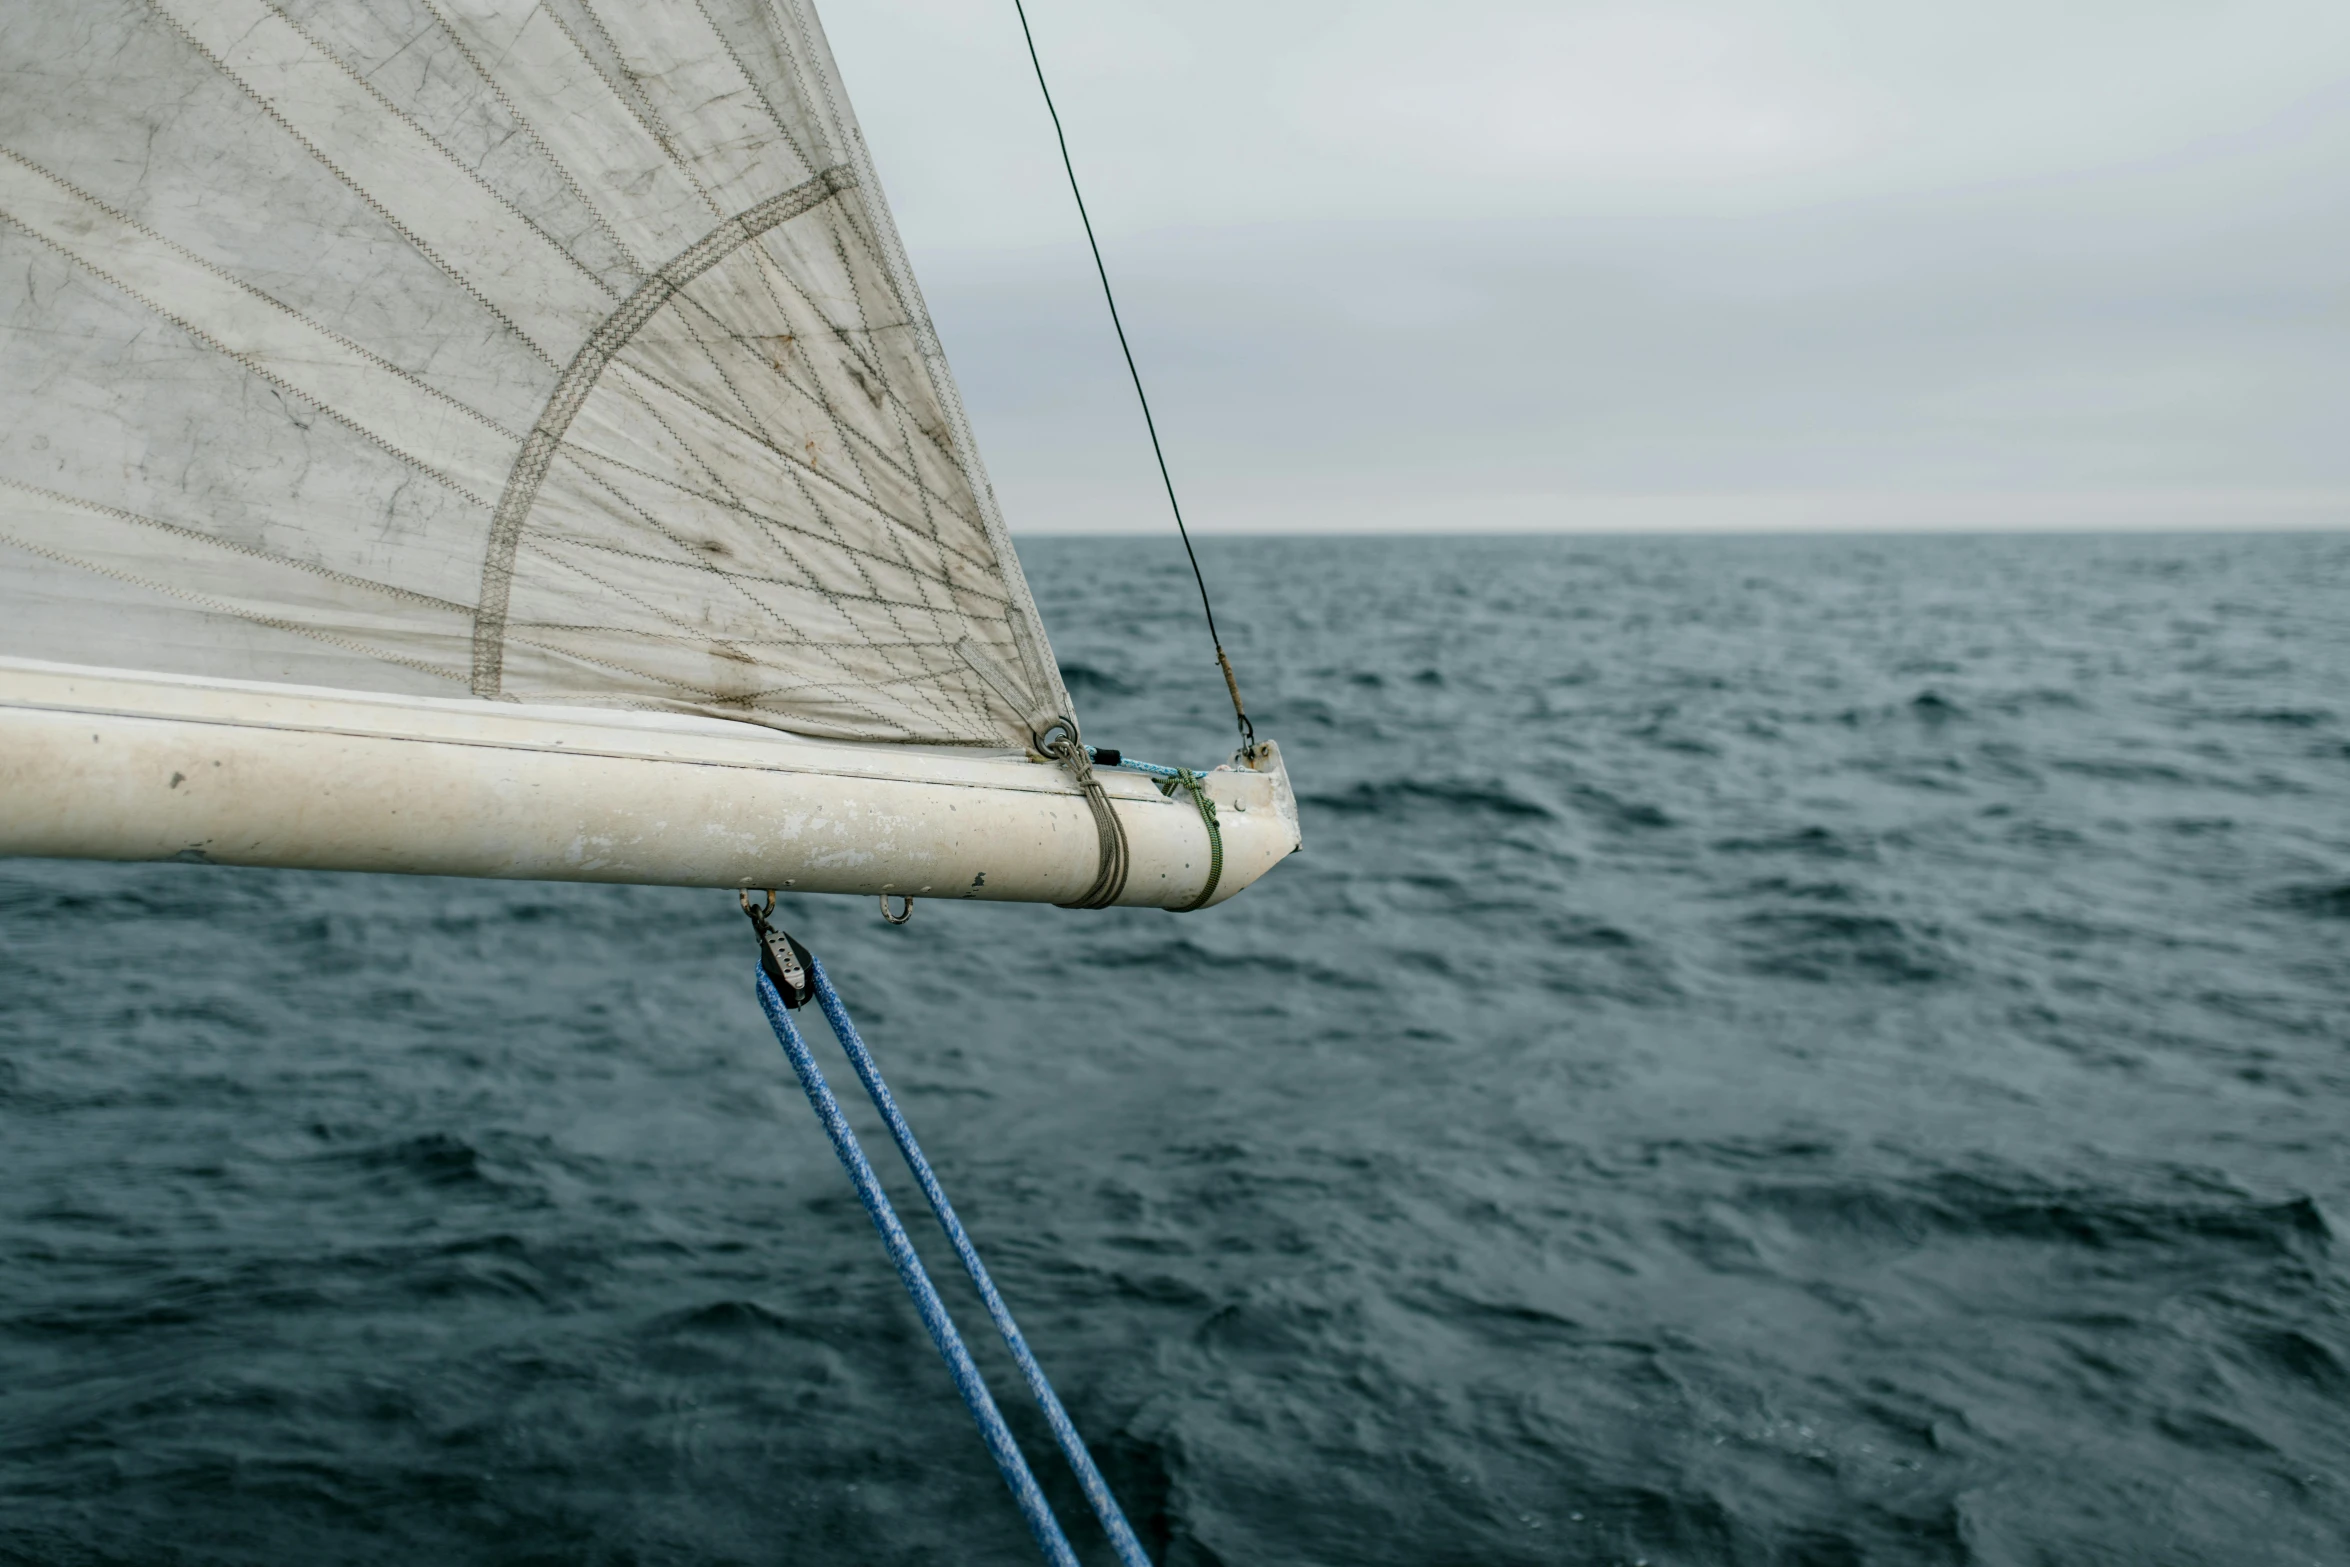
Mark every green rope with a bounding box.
[1161,769,1224,913]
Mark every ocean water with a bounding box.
[4,531,2347,1567]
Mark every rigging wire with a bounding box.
[1011,0,1255,748]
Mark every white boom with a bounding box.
[0,659,1299,909]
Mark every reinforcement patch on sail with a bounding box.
[0,0,1069,749]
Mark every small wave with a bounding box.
[1565,783,1674,831]
[1713,826,1872,861]
[1536,912,1639,950]
[1980,686,2088,715]
[650,1298,799,1339]
[1733,910,1951,985]
[1733,876,1859,904]
[1090,936,1358,991]
[1830,690,1970,727]
[2155,1408,2280,1456]
[1910,689,1964,722]
[2050,758,2193,785]
[2216,707,2334,728]
[1056,661,1137,696]
[1302,777,1555,822]
[317,1132,555,1202]
[2265,880,2350,920]
[1741,1174,2330,1257]
[340,1131,493,1187]
[2237,1327,2350,1394]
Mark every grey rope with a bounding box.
[1051,737,1130,909]
[1012,0,1253,748]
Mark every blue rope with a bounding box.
[808,956,1154,1567]
[1107,756,1195,780]
[753,970,1080,1567]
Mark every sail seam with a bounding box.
[491,627,990,744]
[586,335,1006,585]
[0,207,499,509]
[0,687,1115,770]
[776,0,1074,731]
[692,0,823,177]
[517,531,916,736]
[252,0,625,316]
[658,199,1006,572]
[712,235,998,708]
[0,146,536,448]
[580,368,855,641]
[0,532,465,683]
[412,0,652,283]
[564,352,962,737]
[713,215,928,674]
[147,1,562,367]
[470,166,851,697]
[564,0,730,225]
[0,479,474,615]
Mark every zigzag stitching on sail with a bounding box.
[471,167,852,697]
[693,0,822,176]
[0,145,530,460]
[562,352,978,738]
[427,0,1013,735]
[511,557,872,711]
[590,338,1007,597]
[492,618,988,742]
[710,224,936,688]
[146,0,563,367]
[648,253,995,564]
[0,532,463,683]
[412,0,652,283]
[578,0,827,220]
[632,177,1004,606]
[249,0,624,315]
[561,0,734,224]
[770,0,1069,725]
[0,203,502,510]
[0,479,475,615]
[517,504,916,737]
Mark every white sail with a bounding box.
[0,0,1302,906]
[0,0,1069,750]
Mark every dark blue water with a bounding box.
[5,533,2348,1566]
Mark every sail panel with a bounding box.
[0,0,1068,749]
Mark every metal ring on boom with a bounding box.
[880,893,915,925]
[740,888,775,917]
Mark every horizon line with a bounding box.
[1001,488,2350,538]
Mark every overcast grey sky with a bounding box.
[825,1,2350,533]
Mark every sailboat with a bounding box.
[0,0,1298,911]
